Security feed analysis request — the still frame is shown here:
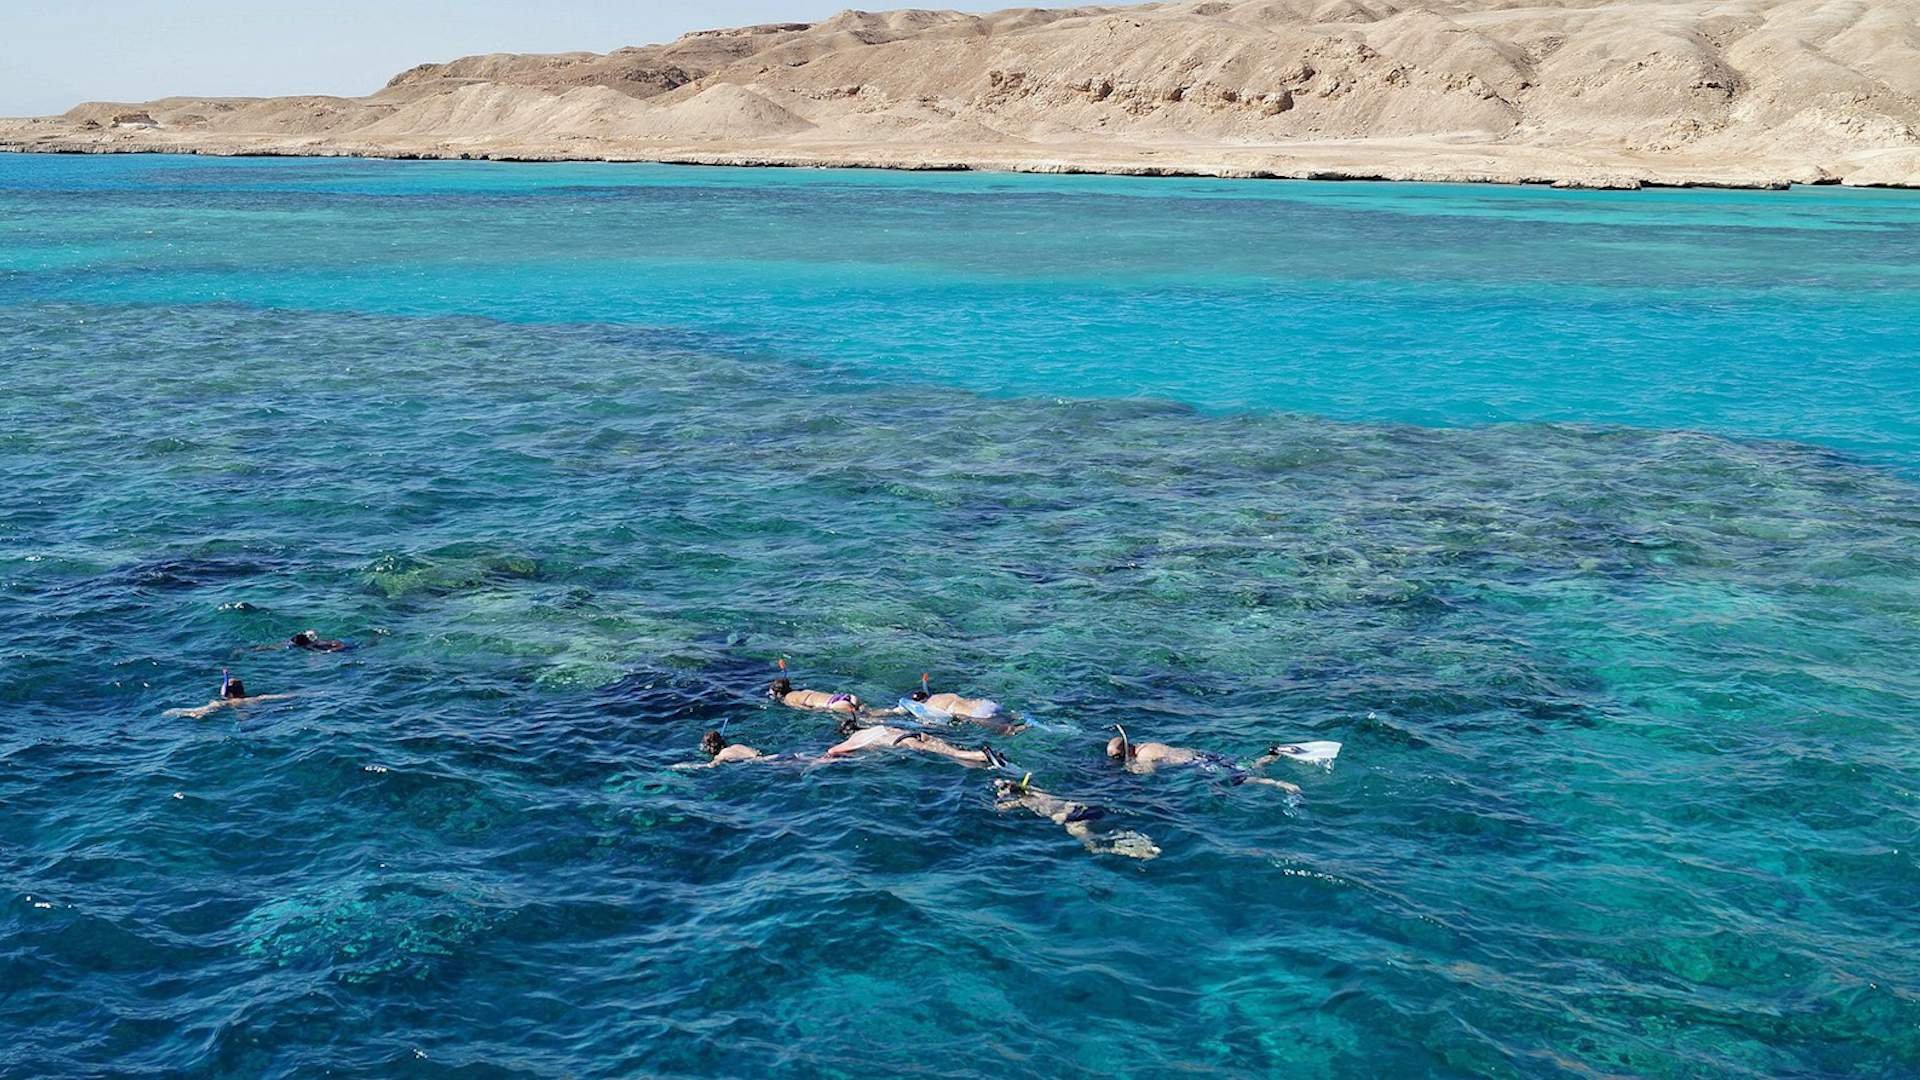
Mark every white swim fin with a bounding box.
[1270,741,1342,768]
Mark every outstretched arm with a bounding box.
[166,694,293,719]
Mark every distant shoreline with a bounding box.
[10,138,1909,192]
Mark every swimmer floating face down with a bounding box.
[904,676,1022,734]
[824,721,1008,769]
[289,629,350,652]
[992,775,1159,860]
[164,673,295,719]
[1101,725,1335,794]
[767,661,863,714]
[676,730,771,769]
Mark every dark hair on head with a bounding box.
[910,688,931,702]
[835,713,861,737]
[768,677,793,699]
[292,630,316,646]
[223,678,248,699]
[700,730,727,757]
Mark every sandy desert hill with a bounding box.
[5,0,1919,187]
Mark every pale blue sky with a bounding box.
[5,2,1082,117]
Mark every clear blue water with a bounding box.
[3,154,1918,1077]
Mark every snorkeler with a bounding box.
[1104,726,1341,794]
[825,714,1010,769]
[163,671,294,719]
[992,775,1160,860]
[673,730,777,769]
[289,629,351,653]
[768,659,864,714]
[237,629,353,654]
[901,673,1025,735]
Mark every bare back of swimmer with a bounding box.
[769,676,863,714]
[916,691,998,719]
[904,677,1025,735]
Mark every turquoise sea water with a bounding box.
[3,154,1919,1077]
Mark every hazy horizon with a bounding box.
[3,0,1086,117]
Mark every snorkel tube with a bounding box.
[992,772,1035,803]
[1111,723,1133,762]
[220,668,232,699]
[769,658,789,700]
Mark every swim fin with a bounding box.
[1267,741,1342,768]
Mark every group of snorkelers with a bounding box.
[686,662,1342,861]
[167,645,1339,861]
[161,630,351,719]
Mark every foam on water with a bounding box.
[2,157,1919,1078]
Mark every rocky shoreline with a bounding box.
[8,134,1900,191]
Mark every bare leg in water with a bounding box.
[993,778,1159,860]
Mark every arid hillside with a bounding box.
[6,0,1919,187]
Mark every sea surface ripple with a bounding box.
[1,157,1918,1078]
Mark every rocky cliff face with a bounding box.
[7,0,1919,188]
